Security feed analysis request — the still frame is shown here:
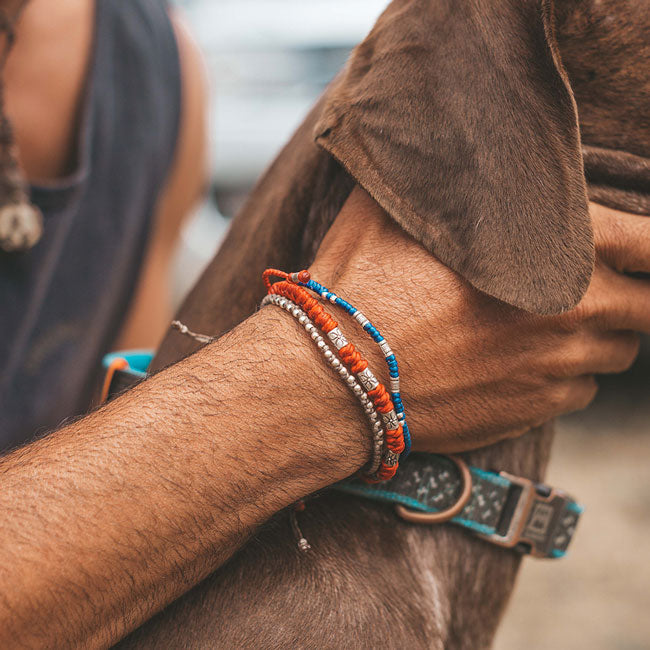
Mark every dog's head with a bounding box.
[315,0,650,314]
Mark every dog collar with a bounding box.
[101,351,582,559]
[334,454,582,559]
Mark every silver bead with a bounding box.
[380,341,393,358]
[382,410,400,431]
[357,368,379,391]
[327,328,348,350]
[390,378,401,394]
[354,311,369,327]
[263,296,389,476]
[384,450,400,466]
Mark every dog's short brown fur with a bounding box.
[118,1,650,647]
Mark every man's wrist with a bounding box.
[196,306,373,496]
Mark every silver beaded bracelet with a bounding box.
[261,294,384,476]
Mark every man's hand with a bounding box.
[310,187,647,452]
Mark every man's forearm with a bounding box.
[0,307,370,648]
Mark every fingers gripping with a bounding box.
[567,331,641,376]
[584,266,650,333]
[592,202,650,274]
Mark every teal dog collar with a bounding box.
[334,454,582,559]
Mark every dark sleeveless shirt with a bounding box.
[0,0,181,450]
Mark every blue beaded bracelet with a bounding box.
[292,272,412,459]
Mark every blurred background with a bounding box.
[174,2,650,648]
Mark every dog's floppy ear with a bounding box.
[315,0,592,314]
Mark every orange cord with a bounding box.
[267,273,405,481]
[339,343,368,374]
[262,268,291,290]
[99,357,128,404]
[270,281,339,334]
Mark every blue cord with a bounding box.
[300,278,412,458]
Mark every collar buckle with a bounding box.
[478,472,582,558]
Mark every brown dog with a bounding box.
[118,0,650,647]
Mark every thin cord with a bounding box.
[171,320,217,345]
[289,503,311,553]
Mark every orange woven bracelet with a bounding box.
[264,270,405,482]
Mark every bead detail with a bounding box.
[261,293,384,476]
[263,271,406,481]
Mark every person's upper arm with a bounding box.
[154,9,210,260]
[115,10,209,350]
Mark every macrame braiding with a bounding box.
[338,343,368,374]
[0,0,43,253]
[266,279,339,335]
[338,341,406,461]
[264,270,405,482]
